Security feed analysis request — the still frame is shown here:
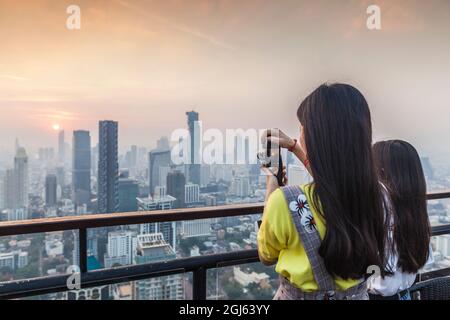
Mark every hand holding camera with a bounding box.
[262,128,310,171]
[258,129,285,187]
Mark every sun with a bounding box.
[52,124,60,131]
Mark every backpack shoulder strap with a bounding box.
[280,185,336,292]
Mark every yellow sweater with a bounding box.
[257,184,359,291]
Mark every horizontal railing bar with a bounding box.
[430,224,450,236]
[1,222,450,299]
[0,203,264,237]
[1,191,449,237]
[417,267,450,282]
[0,250,259,300]
[426,191,450,200]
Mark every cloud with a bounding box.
[0,94,72,103]
[112,0,235,50]
[0,74,30,81]
[16,107,82,121]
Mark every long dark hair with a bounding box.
[373,140,431,273]
[297,83,388,279]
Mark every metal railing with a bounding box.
[0,191,450,300]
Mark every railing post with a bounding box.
[193,267,207,300]
[79,228,88,273]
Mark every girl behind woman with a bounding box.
[258,83,389,300]
[369,140,431,300]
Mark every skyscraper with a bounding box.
[56,166,65,188]
[14,147,29,209]
[200,165,211,187]
[118,177,139,213]
[131,145,138,166]
[45,174,58,207]
[14,138,20,153]
[137,196,177,250]
[104,230,136,268]
[2,169,15,210]
[58,130,65,164]
[72,130,91,206]
[186,111,201,185]
[98,121,119,214]
[148,149,172,196]
[166,170,186,209]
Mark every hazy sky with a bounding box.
[0,0,449,161]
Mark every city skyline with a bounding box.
[0,98,449,301]
[1,0,450,302]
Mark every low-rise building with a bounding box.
[233,267,270,287]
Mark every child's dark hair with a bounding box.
[373,140,431,273]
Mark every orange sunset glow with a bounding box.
[0,0,449,161]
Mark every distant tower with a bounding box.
[98,121,119,214]
[45,174,58,206]
[186,111,201,185]
[130,145,138,168]
[15,138,20,153]
[56,166,65,188]
[420,157,434,181]
[148,149,172,196]
[72,130,91,206]
[3,169,15,209]
[156,136,170,150]
[166,170,186,209]
[14,147,29,209]
[58,130,65,164]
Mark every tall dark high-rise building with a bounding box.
[72,130,91,206]
[118,177,139,213]
[98,121,119,214]
[45,174,58,206]
[186,111,201,185]
[166,170,186,209]
[148,149,172,196]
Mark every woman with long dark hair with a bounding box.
[368,140,431,300]
[257,83,388,300]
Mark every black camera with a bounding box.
[257,133,284,186]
